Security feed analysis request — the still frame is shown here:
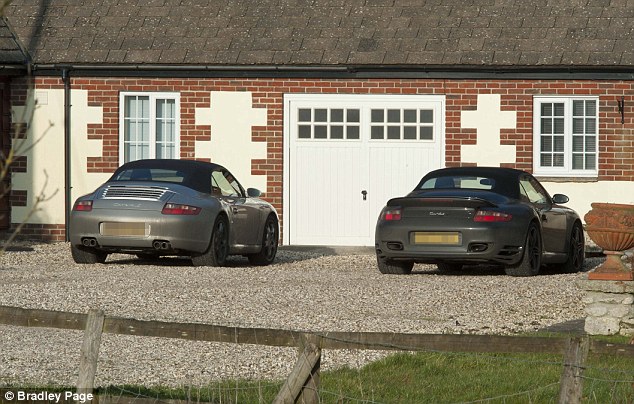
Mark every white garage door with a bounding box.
[283,94,445,246]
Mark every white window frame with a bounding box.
[532,96,599,177]
[119,92,181,165]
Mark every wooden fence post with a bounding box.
[77,308,105,397]
[558,336,589,404]
[273,334,321,404]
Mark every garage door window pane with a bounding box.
[404,126,416,139]
[331,109,344,122]
[387,126,400,139]
[347,109,360,123]
[298,109,311,122]
[331,126,344,139]
[314,109,328,122]
[371,109,384,122]
[420,126,433,140]
[347,126,360,139]
[420,110,433,123]
[404,110,416,123]
[371,126,384,139]
[298,125,311,138]
[387,109,400,123]
[314,125,327,139]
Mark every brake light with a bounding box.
[73,200,93,212]
[383,208,402,221]
[474,210,512,222]
[161,203,201,215]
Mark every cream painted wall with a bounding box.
[542,181,634,222]
[11,89,107,224]
[195,91,268,191]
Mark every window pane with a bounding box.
[387,109,400,123]
[572,136,583,152]
[157,143,175,159]
[541,118,552,134]
[371,109,384,123]
[573,100,584,116]
[420,109,433,123]
[553,118,564,134]
[403,126,416,139]
[314,109,327,122]
[314,125,327,138]
[298,109,311,122]
[387,126,400,139]
[347,109,360,123]
[572,118,583,134]
[371,126,384,139]
[331,126,344,139]
[554,136,564,152]
[420,126,433,140]
[553,154,564,167]
[585,136,596,152]
[298,125,311,138]
[541,103,552,116]
[572,154,583,169]
[404,110,416,123]
[586,100,596,116]
[541,154,552,167]
[347,126,360,139]
[331,109,344,122]
[585,118,596,134]
[540,136,552,152]
[586,154,596,170]
[553,103,564,116]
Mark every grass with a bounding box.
[92,340,634,404]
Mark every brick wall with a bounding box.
[9,76,634,241]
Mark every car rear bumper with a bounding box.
[375,221,527,266]
[69,208,211,254]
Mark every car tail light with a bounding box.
[161,203,201,215]
[73,200,93,212]
[382,208,402,221]
[474,210,512,222]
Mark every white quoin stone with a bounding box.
[195,91,268,191]
[460,94,517,166]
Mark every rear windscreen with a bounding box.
[419,176,496,190]
[112,168,186,184]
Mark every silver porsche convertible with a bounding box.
[69,159,279,266]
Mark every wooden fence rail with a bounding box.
[1,305,633,404]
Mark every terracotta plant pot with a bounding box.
[584,203,634,281]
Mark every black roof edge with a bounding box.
[31,63,634,80]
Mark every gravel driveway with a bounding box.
[0,242,601,387]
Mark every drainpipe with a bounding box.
[62,68,71,241]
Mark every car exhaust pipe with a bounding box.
[153,240,172,250]
[82,238,98,247]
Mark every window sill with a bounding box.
[534,176,599,183]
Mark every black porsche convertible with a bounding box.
[375,167,585,277]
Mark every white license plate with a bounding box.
[411,232,461,245]
[100,222,149,237]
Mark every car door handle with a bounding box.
[361,190,367,200]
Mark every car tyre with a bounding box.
[377,254,414,275]
[559,222,585,274]
[71,244,107,264]
[505,222,541,277]
[192,215,229,267]
[437,263,463,272]
[248,215,279,266]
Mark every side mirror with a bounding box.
[247,188,261,197]
[552,194,569,204]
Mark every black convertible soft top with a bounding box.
[109,159,223,194]
[415,167,529,200]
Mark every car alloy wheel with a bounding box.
[248,215,279,266]
[192,215,229,267]
[560,222,585,273]
[505,223,541,277]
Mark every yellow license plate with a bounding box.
[100,222,148,237]
[411,232,461,245]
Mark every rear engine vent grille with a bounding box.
[101,186,169,201]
